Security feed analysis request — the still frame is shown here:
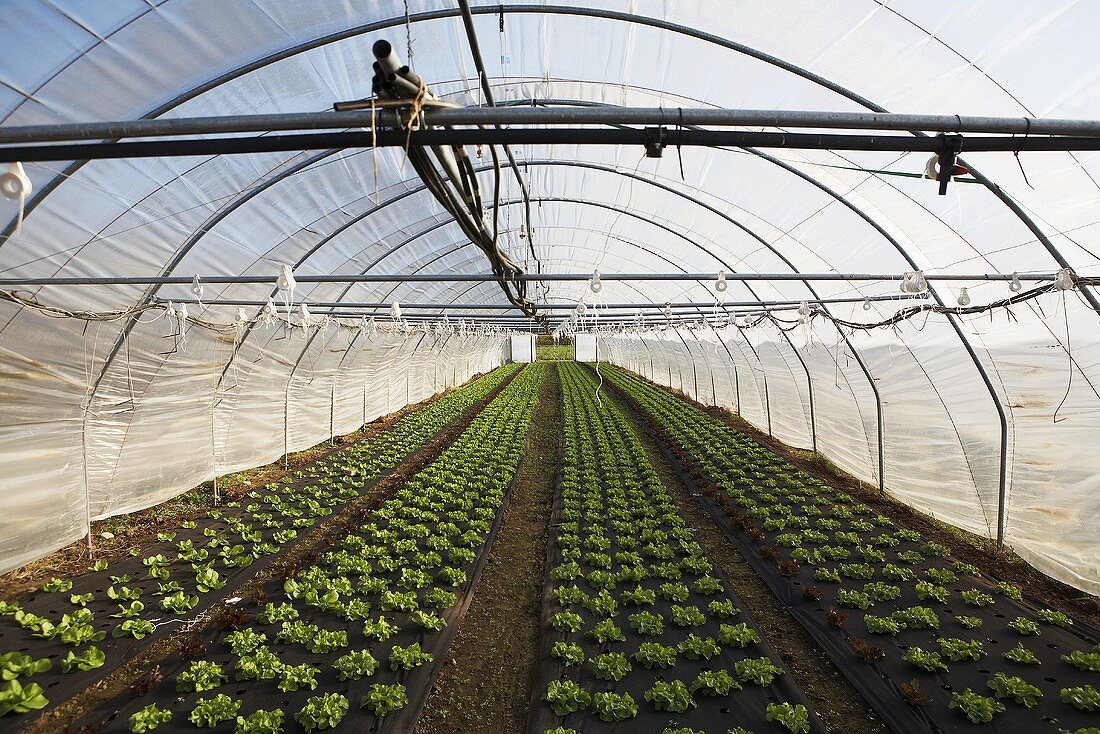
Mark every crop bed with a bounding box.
[598,364,1100,734]
[0,364,522,730]
[58,363,545,733]
[528,363,821,734]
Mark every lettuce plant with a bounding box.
[1062,649,1100,672]
[0,680,49,717]
[1002,642,1040,665]
[949,689,1005,723]
[902,647,948,673]
[718,622,760,648]
[176,660,227,693]
[128,703,172,732]
[277,663,319,693]
[60,646,105,673]
[1037,608,1072,627]
[691,669,740,696]
[591,691,637,722]
[360,683,408,717]
[189,694,240,728]
[388,643,433,671]
[113,619,155,640]
[633,643,676,669]
[545,679,590,715]
[0,653,50,681]
[233,708,283,734]
[766,702,810,734]
[1061,684,1100,711]
[644,680,694,713]
[735,657,783,685]
[937,637,985,662]
[42,578,73,593]
[235,648,280,682]
[590,652,631,682]
[160,591,198,614]
[986,673,1042,707]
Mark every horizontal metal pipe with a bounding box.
[0,272,1053,287]
[164,293,921,311]
[3,107,1100,144]
[3,128,1099,163]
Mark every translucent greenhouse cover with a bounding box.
[1,1,1099,593]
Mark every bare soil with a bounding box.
[415,364,560,734]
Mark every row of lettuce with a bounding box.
[598,364,1100,732]
[0,364,522,725]
[533,363,815,734]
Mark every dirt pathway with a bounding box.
[415,363,561,734]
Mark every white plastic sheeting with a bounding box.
[0,1,1098,591]
[0,296,505,572]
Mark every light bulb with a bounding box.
[863,297,872,311]
[590,270,602,293]
[957,287,971,307]
[715,270,728,293]
[1055,268,1074,291]
[577,302,587,315]
[276,264,296,292]
[263,298,278,319]
[1009,272,1022,293]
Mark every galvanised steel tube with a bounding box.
[0,272,1054,286]
[4,128,1100,163]
[3,107,1100,144]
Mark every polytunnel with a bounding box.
[2,2,1100,732]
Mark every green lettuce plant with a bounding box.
[360,683,408,717]
[128,703,172,732]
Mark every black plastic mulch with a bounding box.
[527,366,825,734]
[609,371,1100,734]
[66,363,545,733]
